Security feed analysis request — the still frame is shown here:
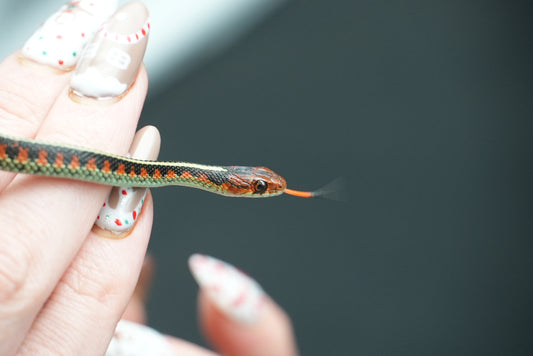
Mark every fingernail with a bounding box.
[70,1,150,99]
[189,254,266,324]
[106,320,171,356]
[22,0,118,70]
[94,126,161,236]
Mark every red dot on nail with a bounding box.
[56,35,62,40]
[133,211,137,220]
[232,292,247,307]
[103,202,106,207]
[115,219,122,226]
[81,32,85,37]
[142,29,146,36]
[121,190,127,195]
[97,216,100,219]
[58,60,64,65]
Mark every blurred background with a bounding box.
[2,0,533,355]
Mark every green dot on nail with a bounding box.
[72,52,77,57]
[42,51,47,56]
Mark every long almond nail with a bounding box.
[189,254,266,324]
[106,320,171,356]
[22,0,117,70]
[70,1,150,99]
[94,126,161,236]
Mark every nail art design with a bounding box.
[94,126,160,235]
[189,254,266,324]
[70,2,150,99]
[95,126,161,237]
[22,0,118,70]
[106,320,171,356]
[95,187,146,233]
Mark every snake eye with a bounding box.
[253,180,268,194]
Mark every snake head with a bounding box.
[225,166,287,197]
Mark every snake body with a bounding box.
[0,134,287,197]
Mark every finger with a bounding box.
[17,193,155,355]
[106,320,217,356]
[122,255,156,324]
[189,254,299,356]
[0,0,117,189]
[0,3,150,354]
[21,0,117,71]
[199,294,297,356]
[18,126,159,355]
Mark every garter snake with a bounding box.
[0,134,314,198]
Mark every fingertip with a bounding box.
[92,125,159,237]
[189,254,299,356]
[107,320,171,356]
[164,336,218,356]
[21,0,118,71]
[198,292,298,356]
[188,254,264,324]
[129,125,162,161]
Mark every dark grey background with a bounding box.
[140,1,533,355]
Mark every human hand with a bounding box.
[119,254,299,356]
[0,1,298,355]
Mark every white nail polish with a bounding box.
[22,0,118,70]
[189,254,266,324]
[95,187,147,233]
[94,126,160,235]
[70,2,150,99]
[106,320,171,356]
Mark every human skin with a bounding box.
[0,2,298,355]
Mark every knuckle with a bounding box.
[0,86,41,130]
[58,249,131,311]
[0,235,34,307]
[0,202,55,311]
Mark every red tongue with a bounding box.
[284,188,315,198]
